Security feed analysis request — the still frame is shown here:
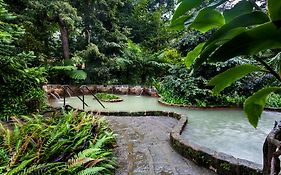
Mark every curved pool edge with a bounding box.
[82,109,262,175]
[170,118,263,175]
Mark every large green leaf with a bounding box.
[203,11,269,52]
[189,8,225,33]
[194,11,269,69]
[171,0,203,23]
[169,15,192,30]
[244,87,281,128]
[185,42,205,68]
[209,22,281,62]
[208,64,265,95]
[223,0,253,23]
[267,0,281,22]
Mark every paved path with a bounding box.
[105,116,217,175]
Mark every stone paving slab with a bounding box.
[105,116,217,175]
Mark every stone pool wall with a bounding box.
[74,109,262,175]
[45,84,159,99]
[158,98,263,174]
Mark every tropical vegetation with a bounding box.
[0,110,116,174]
[1,0,281,173]
[170,0,281,127]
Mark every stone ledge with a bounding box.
[45,84,159,98]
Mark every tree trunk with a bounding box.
[263,120,281,175]
[82,27,91,45]
[58,15,70,60]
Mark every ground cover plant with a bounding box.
[0,110,116,175]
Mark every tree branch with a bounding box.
[253,55,281,82]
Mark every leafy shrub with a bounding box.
[157,48,183,65]
[266,93,281,108]
[0,4,47,120]
[0,110,116,175]
[111,41,171,85]
[157,66,228,106]
[156,60,273,107]
[0,53,47,120]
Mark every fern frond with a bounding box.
[13,125,22,151]
[5,129,12,154]
[67,157,94,167]
[42,130,64,153]
[76,148,101,159]
[6,157,35,175]
[10,117,23,126]
[77,167,106,175]
[21,162,64,175]
[8,136,31,170]
[0,148,9,164]
[85,159,104,168]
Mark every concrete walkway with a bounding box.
[105,116,217,175]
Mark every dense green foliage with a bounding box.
[0,0,47,120]
[95,93,121,102]
[3,0,177,85]
[2,0,281,127]
[0,110,116,174]
[171,0,281,127]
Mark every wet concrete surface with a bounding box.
[105,116,217,175]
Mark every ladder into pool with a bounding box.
[61,85,105,110]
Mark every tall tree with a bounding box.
[72,0,127,55]
[119,0,177,51]
[5,0,81,60]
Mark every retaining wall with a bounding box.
[45,84,158,98]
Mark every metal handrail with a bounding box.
[62,85,89,109]
[79,85,105,109]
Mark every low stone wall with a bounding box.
[45,84,159,99]
[83,110,262,175]
[170,120,262,175]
